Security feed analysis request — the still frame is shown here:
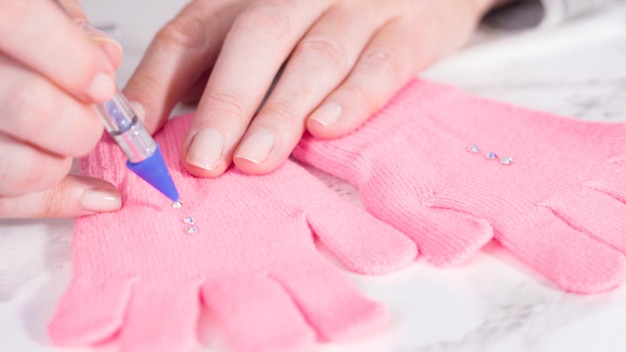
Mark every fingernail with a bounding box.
[309,102,342,126]
[77,20,109,40]
[187,128,224,170]
[93,36,123,66]
[87,72,116,102]
[82,189,122,212]
[77,20,121,67]
[236,129,275,164]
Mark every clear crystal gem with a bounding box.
[501,157,513,165]
[172,201,183,209]
[183,216,196,225]
[485,152,497,160]
[185,226,198,235]
[467,145,480,153]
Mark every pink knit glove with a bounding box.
[48,114,417,352]
[294,79,626,294]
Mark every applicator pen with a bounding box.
[51,0,181,204]
[97,90,180,203]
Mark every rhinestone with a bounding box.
[172,201,183,209]
[485,152,497,160]
[467,145,480,153]
[185,226,198,235]
[501,157,513,165]
[183,216,196,225]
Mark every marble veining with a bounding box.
[410,285,583,352]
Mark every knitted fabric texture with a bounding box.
[294,79,626,294]
[48,114,417,352]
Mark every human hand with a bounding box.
[0,0,123,219]
[124,0,499,177]
[295,79,626,294]
[49,113,416,352]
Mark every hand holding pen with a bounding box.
[0,0,123,218]
[0,0,506,220]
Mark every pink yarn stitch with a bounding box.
[295,79,626,294]
[48,114,417,352]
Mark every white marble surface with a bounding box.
[2,1,626,351]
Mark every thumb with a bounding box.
[0,175,121,219]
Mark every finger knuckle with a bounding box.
[340,85,371,110]
[232,3,292,38]
[42,158,72,191]
[127,71,162,100]
[296,36,347,70]
[4,78,54,138]
[263,100,301,126]
[346,85,368,103]
[205,89,247,117]
[360,47,407,79]
[155,15,209,48]
[40,186,67,218]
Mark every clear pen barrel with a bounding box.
[97,90,156,163]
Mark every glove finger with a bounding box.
[48,277,135,346]
[270,255,386,342]
[305,198,417,275]
[278,160,416,275]
[324,133,492,267]
[498,207,626,294]
[373,204,493,267]
[542,187,626,253]
[584,165,626,203]
[201,275,315,352]
[118,280,202,352]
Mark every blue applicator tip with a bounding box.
[126,146,180,202]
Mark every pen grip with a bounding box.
[97,90,156,162]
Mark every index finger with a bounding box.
[0,0,116,102]
[183,0,331,176]
[56,0,88,22]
